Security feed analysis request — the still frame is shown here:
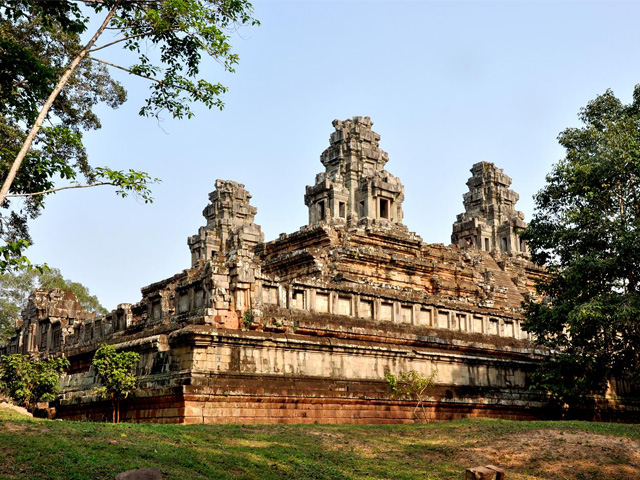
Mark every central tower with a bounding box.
[304,116,405,228]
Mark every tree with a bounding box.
[0,354,70,410]
[0,0,258,271]
[385,370,437,423]
[92,344,140,424]
[522,85,640,409]
[0,266,107,343]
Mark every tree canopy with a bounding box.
[0,0,258,271]
[0,267,107,343]
[0,354,70,410]
[522,85,640,406]
[92,343,140,423]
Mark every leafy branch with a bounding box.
[5,168,159,202]
[386,370,437,423]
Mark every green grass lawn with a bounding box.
[1,408,639,480]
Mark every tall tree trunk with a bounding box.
[0,1,122,206]
[112,397,116,424]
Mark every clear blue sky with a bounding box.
[26,0,640,310]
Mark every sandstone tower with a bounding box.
[451,161,528,255]
[188,179,263,266]
[304,117,405,228]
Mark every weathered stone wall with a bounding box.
[56,324,548,424]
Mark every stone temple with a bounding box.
[2,117,633,423]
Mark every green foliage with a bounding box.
[386,370,437,399]
[0,297,20,344]
[386,370,437,422]
[385,371,398,393]
[92,344,140,401]
[242,310,254,329]
[0,354,69,409]
[92,344,139,423]
[0,0,257,272]
[93,167,158,204]
[107,0,259,120]
[522,85,640,406]
[0,239,31,274]
[0,266,107,343]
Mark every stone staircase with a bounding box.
[479,251,525,310]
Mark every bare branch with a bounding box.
[89,31,151,53]
[89,57,163,84]
[6,182,117,198]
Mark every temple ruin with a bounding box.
[2,117,635,423]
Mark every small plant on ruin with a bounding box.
[243,311,254,330]
[0,354,69,411]
[386,369,437,423]
[92,344,139,424]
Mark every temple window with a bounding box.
[318,200,326,220]
[473,315,484,333]
[504,321,515,337]
[52,324,61,351]
[262,287,278,305]
[338,202,346,218]
[417,307,432,326]
[195,288,204,308]
[380,302,393,321]
[337,296,351,315]
[489,318,499,335]
[315,292,329,313]
[360,299,373,319]
[437,310,449,328]
[457,313,468,331]
[178,293,189,313]
[400,305,413,323]
[292,289,305,309]
[379,198,389,219]
[39,324,48,349]
[152,301,162,320]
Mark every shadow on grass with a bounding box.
[0,413,638,480]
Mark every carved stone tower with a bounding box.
[451,162,528,255]
[188,180,264,320]
[188,179,264,266]
[304,117,405,228]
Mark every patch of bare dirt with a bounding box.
[458,429,640,480]
[0,422,28,433]
[0,402,32,417]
